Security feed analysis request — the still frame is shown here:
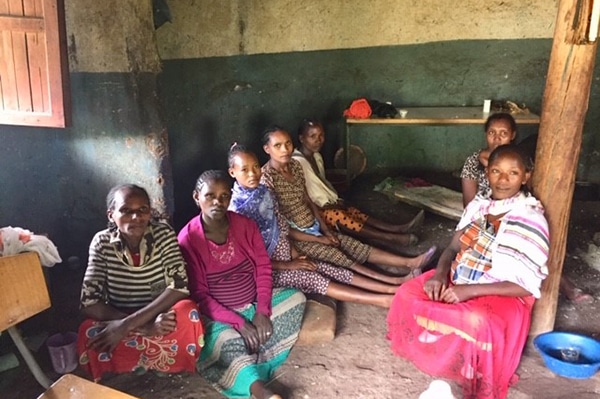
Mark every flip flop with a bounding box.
[418,245,437,268]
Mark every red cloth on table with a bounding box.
[77,299,204,381]
[405,177,432,187]
[387,270,534,399]
[343,98,372,119]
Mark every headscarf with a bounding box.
[229,182,280,256]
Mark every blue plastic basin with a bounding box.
[533,331,600,379]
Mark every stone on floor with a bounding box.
[296,294,337,346]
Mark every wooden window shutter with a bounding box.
[0,0,70,128]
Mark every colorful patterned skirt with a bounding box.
[78,299,204,381]
[387,270,534,399]
[199,288,306,398]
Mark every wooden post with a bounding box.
[530,0,598,335]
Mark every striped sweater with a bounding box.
[80,221,189,310]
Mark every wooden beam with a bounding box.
[0,15,45,32]
[530,0,598,335]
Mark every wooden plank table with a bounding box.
[344,107,540,182]
[37,374,140,399]
[345,107,540,125]
[374,177,464,221]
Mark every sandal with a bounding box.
[413,245,437,269]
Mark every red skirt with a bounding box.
[78,299,204,381]
[387,270,534,399]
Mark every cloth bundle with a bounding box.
[343,98,372,119]
[343,98,399,119]
[0,226,62,267]
[368,99,398,118]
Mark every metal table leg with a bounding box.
[7,326,53,388]
[345,122,351,185]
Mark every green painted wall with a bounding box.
[161,38,600,228]
[2,0,599,259]
[155,0,600,228]
[0,73,171,261]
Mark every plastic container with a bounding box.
[47,332,78,374]
[533,331,600,379]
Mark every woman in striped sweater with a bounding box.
[77,184,204,381]
[387,144,550,399]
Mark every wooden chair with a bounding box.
[0,252,53,388]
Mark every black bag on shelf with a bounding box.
[367,99,399,118]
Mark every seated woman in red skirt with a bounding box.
[77,184,204,381]
[387,144,549,399]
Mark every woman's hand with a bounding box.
[154,310,177,335]
[286,256,318,271]
[253,313,273,346]
[87,319,130,354]
[440,285,476,304]
[423,274,448,302]
[137,310,177,336]
[321,231,340,247]
[323,200,346,210]
[237,321,261,353]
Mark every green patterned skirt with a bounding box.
[198,288,306,398]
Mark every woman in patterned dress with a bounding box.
[228,144,406,308]
[293,117,423,247]
[460,113,591,303]
[460,113,517,207]
[78,184,203,381]
[260,126,436,282]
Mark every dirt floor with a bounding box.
[2,173,600,399]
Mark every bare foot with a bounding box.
[390,267,423,285]
[251,380,283,399]
[392,233,419,246]
[560,276,594,304]
[398,209,425,233]
[408,245,437,269]
[569,288,594,304]
[380,294,395,308]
